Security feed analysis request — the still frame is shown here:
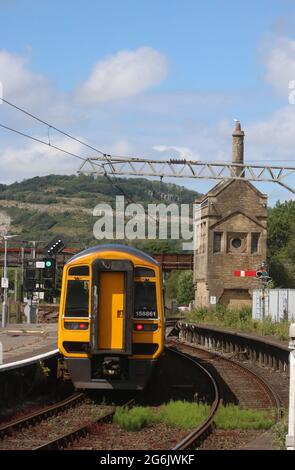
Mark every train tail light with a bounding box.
[64,322,89,330]
[134,323,158,332]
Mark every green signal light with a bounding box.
[45,260,53,268]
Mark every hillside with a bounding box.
[0,174,200,250]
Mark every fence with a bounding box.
[252,289,295,321]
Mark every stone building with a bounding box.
[193,122,268,308]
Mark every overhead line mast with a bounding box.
[78,155,295,194]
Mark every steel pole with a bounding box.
[2,238,8,328]
[287,350,295,450]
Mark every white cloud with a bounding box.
[247,105,295,156]
[262,35,295,95]
[0,50,54,107]
[110,139,133,155]
[153,145,199,160]
[0,137,84,183]
[0,135,137,183]
[77,47,168,104]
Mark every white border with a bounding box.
[0,348,59,372]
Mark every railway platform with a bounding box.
[242,429,279,450]
[0,323,58,369]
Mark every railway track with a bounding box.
[33,403,122,450]
[0,334,219,450]
[68,348,222,451]
[0,392,131,450]
[0,392,85,439]
[0,320,284,451]
[167,319,288,406]
[168,337,284,450]
[166,346,222,450]
[169,338,283,412]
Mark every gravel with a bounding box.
[72,422,190,450]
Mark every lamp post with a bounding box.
[1,234,18,328]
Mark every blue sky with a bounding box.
[0,0,295,203]
[0,1,288,92]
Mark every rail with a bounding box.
[0,392,85,438]
[166,346,222,450]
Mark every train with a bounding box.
[58,244,165,389]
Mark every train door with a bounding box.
[91,259,133,354]
[98,271,124,350]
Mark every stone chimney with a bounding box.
[232,120,244,177]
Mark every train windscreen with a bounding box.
[64,280,89,317]
[134,281,157,319]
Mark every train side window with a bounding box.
[134,281,157,319]
[134,267,155,278]
[65,280,89,317]
[68,266,89,276]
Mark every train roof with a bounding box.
[67,244,160,266]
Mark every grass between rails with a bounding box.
[114,401,275,432]
[184,306,290,341]
[215,405,275,430]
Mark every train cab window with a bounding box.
[134,281,157,319]
[65,280,89,317]
[134,267,155,278]
[68,266,89,276]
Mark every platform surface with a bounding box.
[0,323,58,366]
[242,428,279,450]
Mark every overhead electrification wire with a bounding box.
[0,122,88,162]
[0,97,106,156]
[0,99,178,223]
[0,98,132,196]
[0,98,159,219]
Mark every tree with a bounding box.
[176,271,194,305]
[267,200,295,287]
[165,271,182,301]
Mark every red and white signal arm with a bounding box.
[234,270,256,277]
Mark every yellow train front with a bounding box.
[58,244,165,390]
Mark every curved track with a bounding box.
[170,339,283,412]
[169,337,283,450]
[166,346,222,450]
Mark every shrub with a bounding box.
[185,306,290,341]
